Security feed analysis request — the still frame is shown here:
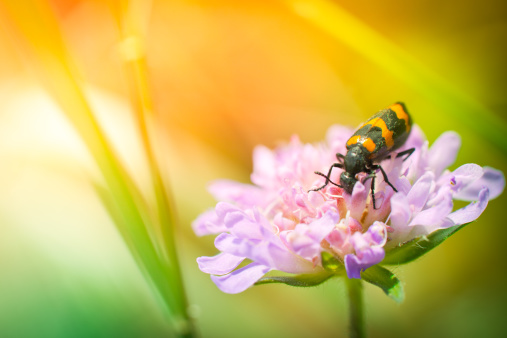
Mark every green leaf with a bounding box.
[255,271,335,287]
[361,265,404,303]
[383,222,471,265]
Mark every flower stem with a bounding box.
[346,278,365,338]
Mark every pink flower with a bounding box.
[193,125,504,293]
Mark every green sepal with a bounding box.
[321,251,344,273]
[255,252,344,288]
[383,222,471,265]
[255,271,335,287]
[361,265,404,303]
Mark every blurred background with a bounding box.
[0,0,506,337]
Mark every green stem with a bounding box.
[346,278,365,338]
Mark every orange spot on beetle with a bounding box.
[361,137,376,152]
[388,103,410,132]
[347,135,361,146]
[365,117,394,148]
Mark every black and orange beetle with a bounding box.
[311,102,415,209]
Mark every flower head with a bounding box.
[193,124,504,294]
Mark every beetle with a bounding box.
[310,102,415,209]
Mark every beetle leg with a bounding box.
[363,171,379,209]
[362,172,376,183]
[314,172,342,187]
[371,173,377,209]
[371,164,398,193]
[395,148,415,161]
[335,153,345,163]
[309,163,343,192]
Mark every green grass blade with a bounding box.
[115,0,190,319]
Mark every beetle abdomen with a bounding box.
[346,102,412,160]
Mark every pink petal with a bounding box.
[447,163,484,194]
[454,166,505,201]
[197,253,244,275]
[389,193,411,228]
[211,263,271,294]
[192,209,227,236]
[447,187,490,225]
[345,226,387,278]
[214,233,258,258]
[344,181,368,219]
[365,222,388,245]
[344,247,385,279]
[259,242,315,273]
[281,211,339,261]
[215,233,314,273]
[215,202,241,221]
[395,176,412,195]
[302,211,340,242]
[224,211,265,239]
[428,131,461,176]
[407,172,434,213]
[409,194,453,228]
